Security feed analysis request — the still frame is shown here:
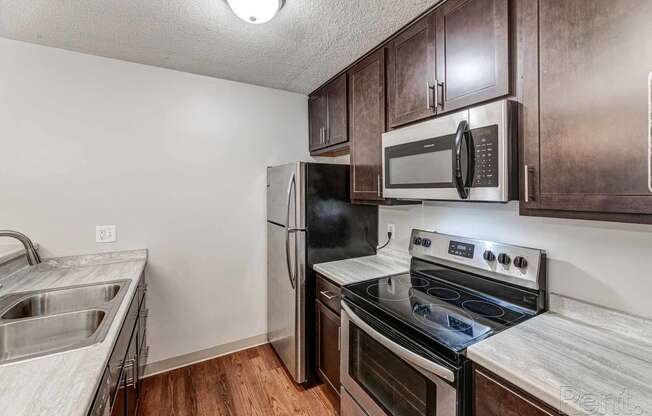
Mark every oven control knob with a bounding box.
[483,250,496,262]
[413,237,422,246]
[497,253,511,266]
[513,256,528,269]
[422,238,431,248]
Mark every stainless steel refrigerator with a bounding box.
[266,162,378,384]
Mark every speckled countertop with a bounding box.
[467,293,652,416]
[0,249,147,416]
[312,248,410,286]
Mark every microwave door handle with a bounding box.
[454,120,471,199]
[465,126,475,190]
[341,302,455,383]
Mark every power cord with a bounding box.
[377,231,393,250]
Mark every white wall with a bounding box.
[379,202,652,320]
[0,38,340,364]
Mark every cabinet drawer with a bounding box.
[316,274,341,314]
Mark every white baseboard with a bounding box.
[143,333,269,378]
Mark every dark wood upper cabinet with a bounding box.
[309,89,327,152]
[325,74,348,147]
[309,74,348,154]
[474,367,564,416]
[349,49,386,201]
[520,0,652,221]
[386,13,437,128]
[435,0,509,114]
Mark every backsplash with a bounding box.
[379,201,652,320]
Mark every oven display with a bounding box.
[448,241,475,259]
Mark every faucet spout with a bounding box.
[0,230,41,265]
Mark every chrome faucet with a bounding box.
[0,230,41,265]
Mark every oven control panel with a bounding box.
[409,229,545,291]
[471,125,499,188]
[448,241,475,259]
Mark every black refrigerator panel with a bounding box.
[303,163,378,385]
[305,163,379,267]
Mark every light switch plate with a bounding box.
[96,225,117,243]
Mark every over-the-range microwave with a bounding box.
[382,99,518,202]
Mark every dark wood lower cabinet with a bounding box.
[474,366,564,416]
[315,274,342,398]
[90,274,148,416]
[316,299,341,397]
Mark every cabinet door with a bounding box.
[325,73,348,147]
[111,371,126,416]
[349,49,386,201]
[309,89,327,152]
[527,0,652,218]
[475,368,561,416]
[316,300,341,396]
[386,13,437,128]
[125,330,138,416]
[435,0,509,114]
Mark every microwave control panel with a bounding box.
[471,125,499,188]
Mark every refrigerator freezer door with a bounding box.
[267,221,306,383]
[267,163,305,228]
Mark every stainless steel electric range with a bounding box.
[340,229,547,416]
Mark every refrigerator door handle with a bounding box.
[285,172,297,289]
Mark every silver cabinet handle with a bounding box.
[285,172,297,290]
[524,165,530,202]
[319,290,338,300]
[435,80,443,109]
[320,127,324,144]
[426,82,434,109]
[337,326,341,352]
[341,302,455,383]
[647,71,652,192]
[524,165,536,203]
[377,174,381,197]
[124,357,137,387]
[324,127,329,144]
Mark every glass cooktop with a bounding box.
[344,273,533,353]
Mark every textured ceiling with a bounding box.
[0,0,440,93]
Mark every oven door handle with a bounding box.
[341,302,455,383]
[454,120,474,199]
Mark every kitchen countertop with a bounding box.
[0,249,148,416]
[0,244,25,264]
[312,248,410,286]
[467,293,652,416]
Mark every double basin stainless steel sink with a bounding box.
[0,280,130,365]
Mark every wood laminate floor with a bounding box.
[140,344,340,416]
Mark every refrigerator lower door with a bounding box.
[267,221,306,383]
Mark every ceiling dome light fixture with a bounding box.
[226,0,285,24]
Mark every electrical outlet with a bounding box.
[96,225,117,243]
[387,224,396,237]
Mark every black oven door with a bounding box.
[341,302,459,416]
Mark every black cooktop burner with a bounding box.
[462,300,505,318]
[427,287,461,301]
[345,273,531,352]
